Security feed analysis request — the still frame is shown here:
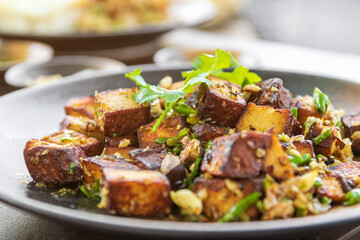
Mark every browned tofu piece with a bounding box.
[64,96,95,119]
[43,130,103,157]
[248,78,294,110]
[317,161,360,202]
[82,155,139,187]
[95,88,151,136]
[295,95,333,125]
[105,133,138,148]
[102,147,137,159]
[304,119,344,157]
[100,168,172,217]
[317,173,345,202]
[137,116,186,148]
[60,115,105,143]
[129,148,186,189]
[24,139,85,186]
[202,131,293,180]
[342,112,360,155]
[191,123,228,142]
[236,103,301,136]
[280,136,315,157]
[192,178,263,220]
[196,75,246,127]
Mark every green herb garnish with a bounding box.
[68,162,77,175]
[206,140,213,150]
[126,49,261,131]
[312,129,332,145]
[154,137,168,144]
[60,133,73,142]
[291,107,298,118]
[313,87,330,115]
[343,189,360,206]
[288,153,312,166]
[167,128,189,146]
[79,179,101,200]
[173,102,197,117]
[295,208,308,217]
[183,157,202,188]
[218,192,262,222]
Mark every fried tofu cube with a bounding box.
[192,178,263,220]
[64,96,95,119]
[105,133,138,148]
[43,130,103,157]
[248,78,294,110]
[295,95,333,125]
[262,133,294,180]
[95,88,151,136]
[317,161,360,202]
[129,148,167,170]
[342,112,360,155]
[137,116,186,148]
[191,123,228,142]
[102,147,137,159]
[129,148,186,189]
[196,75,246,127]
[60,116,105,143]
[100,168,172,217]
[82,155,139,187]
[236,103,301,136]
[24,139,85,186]
[304,118,344,157]
[202,131,293,180]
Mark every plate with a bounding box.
[5,55,126,87]
[0,65,360,239]
[0,0,217,51]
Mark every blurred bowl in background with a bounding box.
[153,46,260,67]
[5,55,125,87]
[0,39,53,72]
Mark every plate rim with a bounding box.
[1,65,360,237]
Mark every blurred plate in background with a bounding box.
[5,55,125,87]
[0,0,217,51]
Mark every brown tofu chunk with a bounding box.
[192,178,263,220]
[64,96,95,119]
[24,139,85,186]
[202,131,293,180]
[295,95,333,125]
[43,130,103,157]
[137,116,186,148]
[248,78,294,110]
[304,118,344,157]
[196,75,246,127]
[342,112,360,155]
[105,133,138,148]
[82,155,139,187]
[236,103,301,136]
[191,123,228,142]
[317,161,360,202]
[60,115,105,143]
[95,88,151,136]
[100,168,172,217]
[129,148,186,189]
[102,147,137,159]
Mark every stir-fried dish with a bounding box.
[23,49,360,222]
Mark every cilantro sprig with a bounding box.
[126,49,261,131]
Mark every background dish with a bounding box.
[0,0,217,51]
[0,65,360,239]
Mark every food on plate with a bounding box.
[23,49,360,222]
[0,0,169,35]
